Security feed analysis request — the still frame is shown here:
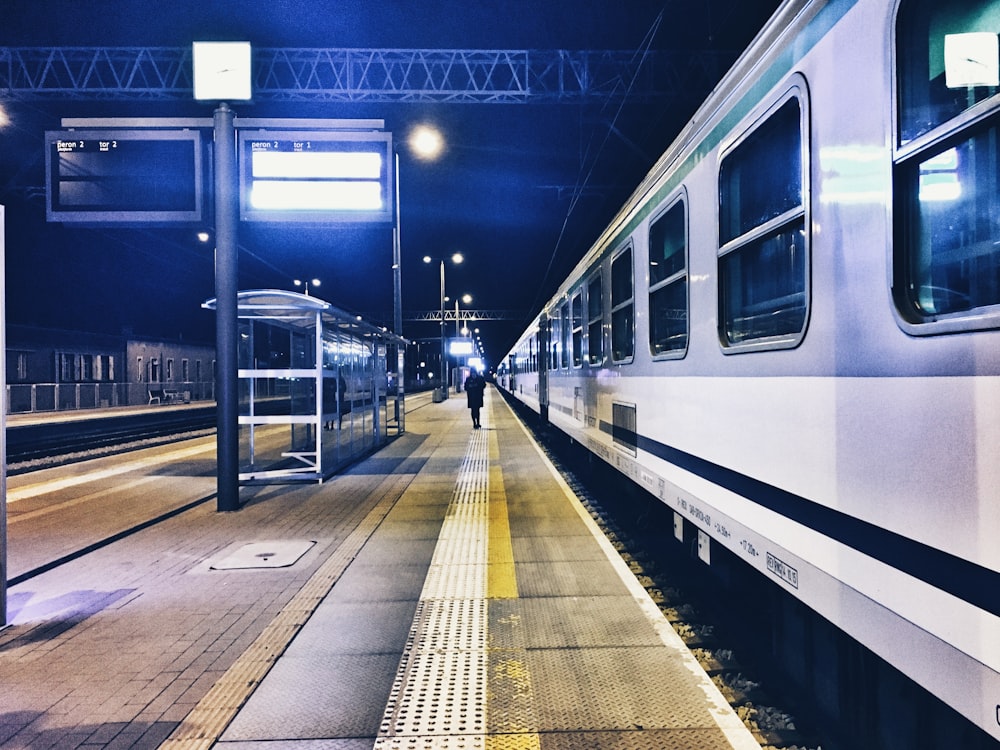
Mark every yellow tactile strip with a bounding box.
[157,474,409,750]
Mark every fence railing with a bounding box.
[6,381,216,414]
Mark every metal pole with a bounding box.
[0,205,7,626]
[392,151,405,432]
[214,103,240,511]
[439,260,447,399]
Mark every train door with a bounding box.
[538,315,550,424]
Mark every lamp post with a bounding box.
[395,124,444,425]
[294,278,321,296]
[423,252,463,399]
[455,293,472,338]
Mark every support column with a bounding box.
[214,104,240,511]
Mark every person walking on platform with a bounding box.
[465,369,486,429]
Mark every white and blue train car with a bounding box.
[501,0,1000,741]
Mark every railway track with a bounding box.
[6,405,217,471]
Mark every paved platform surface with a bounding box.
[0,389,759,749]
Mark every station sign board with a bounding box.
[239,130,393,223]
[45,129,203,223]
[449,338,475,356]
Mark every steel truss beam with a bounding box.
[0,46,730,102]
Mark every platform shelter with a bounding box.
[203,289,405,482]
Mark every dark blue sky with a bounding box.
[0,0,780,364]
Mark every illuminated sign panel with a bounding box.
[239,130,393,223]
[449,338,475,356]
[45,130,203,223]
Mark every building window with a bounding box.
[719,90,808,349]
[13,352,28,381]
[894,0,1000,330]
[136,356,143,383]
[649,195,688,357]
[588,273,604,365]
[58,353,74,382]
[166,358,174,382]
[611,246,634,362]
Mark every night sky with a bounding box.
[0,0,781,365]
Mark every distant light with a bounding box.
[251,180,383,211]
[461,294,472,304]
[451,252,464,264]
[197,231,211,243]
[0,104,9,128]
[409,124,444,161]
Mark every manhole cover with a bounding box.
[210,540,316,570]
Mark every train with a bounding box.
[497,0,1000,744]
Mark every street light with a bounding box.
[294,277,321,296]
[423,252,463,398]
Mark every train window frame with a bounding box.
[549,307,561,371]
[892,0,1000,334]
[611,243,635,364]
[571,291,584,367]
[587,271,604,366]
[560,301,571,369]
[648,189,689,360]
[717,78,811,353]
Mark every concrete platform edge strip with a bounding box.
[506,403,763,750]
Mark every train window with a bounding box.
[894,0,1000,331]
[718,92,808,350]
[611,246,635,362]
[560,302,571,368]
[571,292,583,367]
[550,310,561,370]
[649,194,688,357]
[588,272,604,365]
[897,0,1000,145]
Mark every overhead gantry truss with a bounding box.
[0,46,731,103]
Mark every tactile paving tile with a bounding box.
[374,736,487,750]
[514,595,664,649]
[525,646,717,731]
[534,728,735,749]
[513,559,632,598]
[380,649,488,736]
[408,598,487,652]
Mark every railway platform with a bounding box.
[0,388,760,749]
